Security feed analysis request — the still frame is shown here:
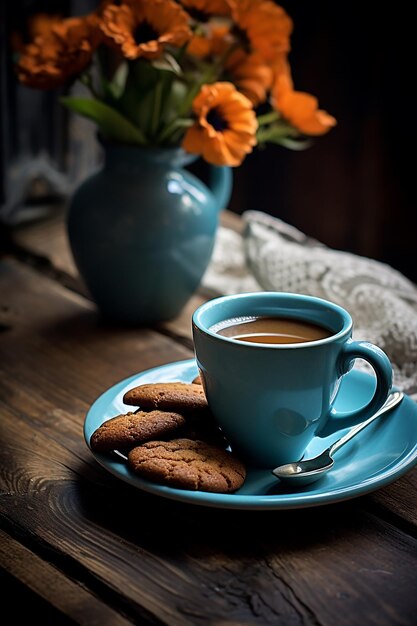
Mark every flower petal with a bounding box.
[100,0,191,60]
[229,0,293,63]
[272,74,336,136]
[183,81,257,166]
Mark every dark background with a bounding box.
[230,1,416,282]
[1,1,416,281]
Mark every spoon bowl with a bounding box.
[272,390,404,488]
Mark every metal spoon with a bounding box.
[272,390,404,487]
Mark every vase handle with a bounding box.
[208,166,233,212]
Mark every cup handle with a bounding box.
[317,339,393,438]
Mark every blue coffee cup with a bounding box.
[192,292,393,468]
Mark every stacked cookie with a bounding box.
[90,380,246,493]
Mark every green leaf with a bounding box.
[151,53,182,76]
[129,58,160,91]
[116,59,161,128]
[156,117,194,144]
[161,79,188,124]
[256,120,304,146]
[256,111,280,126]
[60,97,147,145]
[269,136,312,150]
[107,61,129,100]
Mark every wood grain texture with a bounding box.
[1,259,417,625]
[1,395,417,626]
[12,210,77,277]
[368,472,417,530]
[156,292,205,347]
[0,529,134,626]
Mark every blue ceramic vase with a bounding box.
[67,144,232,323]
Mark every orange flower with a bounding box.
[16,14,101,90]
[228,0,292,63]
[187,22,231,58]
[272,74,336,136]
[226,48,272,105]
[180,0,231,16]
[271,52,292,84]
[100,0,191,60]
[29,14,62,39]
[182,82,258,166]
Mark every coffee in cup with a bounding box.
[213,315,332,344]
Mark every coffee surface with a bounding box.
[213,316,331,344]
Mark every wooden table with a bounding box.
[1,210,416,626]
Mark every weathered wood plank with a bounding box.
[157,292,205,347]
[1,259,417,626]
[12,210,76,277]
[368,472,417,530]
[0,403,243,623]
[0,529,135,626]
[1,395,417,626]
[0,259,191,396]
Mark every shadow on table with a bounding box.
[74,459,367,558]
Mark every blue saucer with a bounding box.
[84,359,417,510]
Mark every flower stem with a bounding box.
[80,70,100,100]
[176,42,238,119]
[95,49,108,99]
[257,110,280,126]
[256,119,300,143]
[150,80,164,138]
[177,64,215,117]
[156,118,194,144]
[175,42,188,65]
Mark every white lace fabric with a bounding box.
[202,210,417,400]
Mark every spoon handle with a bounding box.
[329,390,404,457]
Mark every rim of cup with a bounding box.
[192,292,353,349]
